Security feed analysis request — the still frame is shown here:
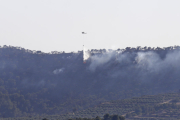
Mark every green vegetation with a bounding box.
[0,45,180,119]
[67,114,125,120]
[2,92,180,120]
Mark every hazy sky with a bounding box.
[0,0,180,52]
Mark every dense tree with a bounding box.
[42,118,48,120]
[69,114,125,120]
[103,114,110,120]
[112,115,119,120]
[95,116,102,120]
[0,45,180,118]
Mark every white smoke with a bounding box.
[164,50,180,68]
[135,50,180,73]
[83,46,90,61]
[88,49,180,73]
[135,51,162,72]
[89,50,116,71]
[116,52,130,63]
[53,68,65,74]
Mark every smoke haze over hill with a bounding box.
[0,45,180,117]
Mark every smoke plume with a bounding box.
[53,68,65,74]
[83,46,90,61]
[88,49,180,76]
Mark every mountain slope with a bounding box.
[0,46,180,117]
[6,92,180,120]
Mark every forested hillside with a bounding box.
[4,93,180,120]
[0,45,180,118]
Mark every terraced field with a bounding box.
[3,92,180,120]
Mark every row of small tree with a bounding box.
[68,114,125,120]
